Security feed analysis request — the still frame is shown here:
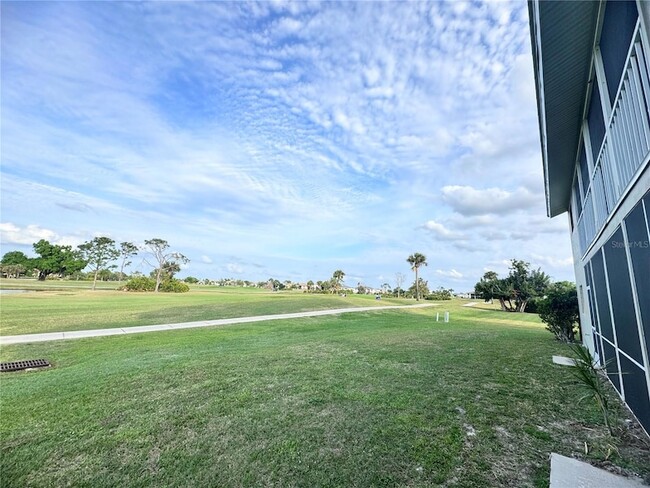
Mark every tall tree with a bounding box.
[78,237,120,290]
[142,238,189,292]
[332,270,345,293]
[118,242,138,280]
[395,272,405,298]
[1,251,32,268]
[474,260,550,312]
[406,253,427,301]
[1,251,33,278]
[306,280,314,292]
[32,239,86,281]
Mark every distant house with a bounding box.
[529,0,650,433]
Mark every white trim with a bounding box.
[599,333,646,371]
[533,0,552,217]
[581,161,650,261]
[577,19,650,257]
[604,21,642,127]
[615,219,648,377]
[639,198,650,403]
[622,215,650,409]
[594,46,612,118]
[583,120,596,180]
[589,260,607,369]
[639,0,650,72]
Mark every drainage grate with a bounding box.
[0,359,51,372]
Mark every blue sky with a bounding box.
[0,1,573,290]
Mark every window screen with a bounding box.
[602,340,621,393]
[604,228,643,364]
[590,249,614,342]
[624,198,650,363]
[645,192,650,230]
[599,1,639,103]
[574,179,583,216]
[619,355,650,432]
[587,83,606,162]
[579,145,590,197]
[585,263,600,336]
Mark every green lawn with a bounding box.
[1,301,648,487]
[0,278,126,291]
[0,284,406,335]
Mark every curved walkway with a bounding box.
[0,303,434,345]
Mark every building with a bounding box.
[529,0,650,433]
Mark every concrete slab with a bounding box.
[64,328,125,339]
[553,355,577,366]
[122,324,173,334]
[0,332,65,345]
[550,453,647,487]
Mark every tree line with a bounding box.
[0,237,189,293]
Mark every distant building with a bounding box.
[529,0,650,433]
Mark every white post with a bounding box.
[436,312,439,322]
[444,311,449,323]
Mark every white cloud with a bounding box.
[1,223,57,245]
[441,185,538,216]
[421,220,465,241]
[436,269,463,279]
[0,222,85,247]
[226,263,244,274]
[530,254,574,269]
[201,255,213,264]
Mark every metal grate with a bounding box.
[1,359,50,372]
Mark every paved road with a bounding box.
[0,303,434,345]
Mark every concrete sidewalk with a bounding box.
[550,453,647,487]
[0,303,434,345]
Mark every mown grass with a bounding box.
[0,278,124,291]
[0,285,405,335]
[1,303,648,487]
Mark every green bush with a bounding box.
[122,276,156,291]
[525,297,541,313]
[122,276,190,293]
[160,279,190,293]
[538,281,579,342]
[426,288,453,300]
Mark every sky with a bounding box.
[0,0,574,290]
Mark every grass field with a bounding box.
[0,281,405,335]
[1,294,649,487]
[0,278,125,291]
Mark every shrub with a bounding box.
[122,276,190,293]
[407,278,429,299]
[426,288,453,300]
[538,281,579,342]
[568,344,615,435]
[122,276,156,291]
[525,297,541,313]
[160,279,190,293]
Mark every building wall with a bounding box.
[567,0,650,433]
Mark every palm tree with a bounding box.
[332,270,345,293]
[407,253,427,301]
